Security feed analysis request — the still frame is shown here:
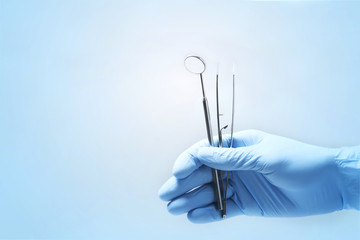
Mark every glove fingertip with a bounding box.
[172,164,192,179]
[172,151,202,179]
[187,205,219,224]
[158,184,170,201]
[187,210,204,224]
[158,177,176,201]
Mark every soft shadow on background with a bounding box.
[0,0,359,239]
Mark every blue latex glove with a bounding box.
[159,130,360,223]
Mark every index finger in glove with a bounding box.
[172,139,209,179]
[159,165,225,201]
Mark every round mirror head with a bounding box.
[184,56,206,74]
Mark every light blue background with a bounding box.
[1,0,359,239]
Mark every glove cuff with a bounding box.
[334,146,360,210]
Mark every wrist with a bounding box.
[334,146,360,210]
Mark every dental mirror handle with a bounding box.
[202,97,224,211]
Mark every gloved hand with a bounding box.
[159,130,360,223]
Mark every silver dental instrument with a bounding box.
[230,65,235,149]
[216,68,228,218]
[220,65,236,219]
[184,56,223,211]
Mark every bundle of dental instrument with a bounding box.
[184,55,235,219]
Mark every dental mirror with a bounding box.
[184,56,206,74]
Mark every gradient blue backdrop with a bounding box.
[1,0,359,239]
